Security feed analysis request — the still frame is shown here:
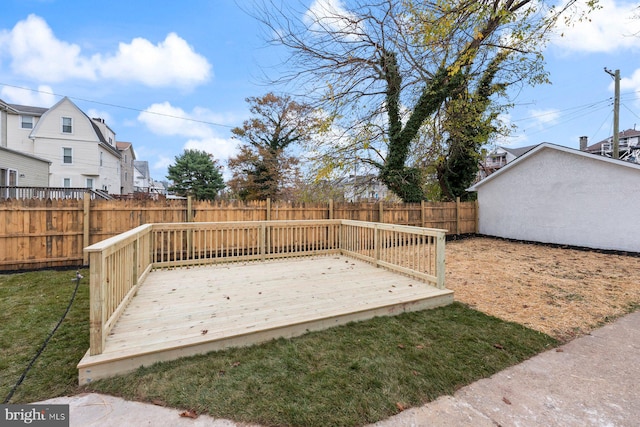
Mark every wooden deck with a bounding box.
[78,254,453,384]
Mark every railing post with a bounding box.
[132,236,139,287]
[89,251,106,355]
[374,224,380,267]
[187,196,193,259]
[260,223,266,261]
[436,232,446,290]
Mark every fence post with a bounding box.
[187,196,193,222]
[328,199,334,220]
[266,198,271,221]
[378,201,384,223]
[456,197,461,235]
[421,200,425,228]
[475,199,479,233]
[83,193,91,265]
[436,232,446,290]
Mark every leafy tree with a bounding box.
[227,93,325,201]
[255,0,598,202]
[166,149,225,200]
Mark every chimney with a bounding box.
[579,136,588,151]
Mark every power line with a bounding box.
[0,82,235,129]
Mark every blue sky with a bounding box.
[1,0,639,182]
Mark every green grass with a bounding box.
[88,303,556,427]
[0,269,89,403]
[1,269,557,426]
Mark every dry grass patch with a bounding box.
[445,237,640,341]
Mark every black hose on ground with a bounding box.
[3,271,83,404]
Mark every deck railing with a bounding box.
[84,220,446,355]
[0,186,112,200]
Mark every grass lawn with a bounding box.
[1,269,557,426]
[0,268,89,403]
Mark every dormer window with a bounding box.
[62,117,73,133]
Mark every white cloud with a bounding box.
[97,33,211,88]
[0,84,56,106]
[529,108,561,125]
[620,68,640,92]
[184,137,238,162]
[86,109,114,126]
[304,0,365,40]
[138,101,239,164]
[494,113,530,146]
[153,155,173,172]
[0,15,96,81]
[551,0,640,53]
[0,14,211,88]
[138,102,213,138]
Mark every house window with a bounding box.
[62,117,73,133]
[86,178,94,189]
[21,116,33,129]
[125,172,128,181]
[63,178,71,188]
[62,147,73,164]
[124,154,128,163]
[99,152,103,166]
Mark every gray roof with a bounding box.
[134,161,150,179]
[501,144,538,158]
[585,129,640,152]
[0,145,51,164]
[470,143,640,191]
[6,103,48,115]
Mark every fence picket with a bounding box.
[0,198,477,270]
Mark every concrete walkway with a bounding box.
[38,310,640,427]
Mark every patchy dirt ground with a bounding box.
[445,237,640,342]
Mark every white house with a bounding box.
[478,145,538,180]
[335,174,390,202]
[133,160,151,192]
[116,141,136,195]
[468,143,640,253]
[1,97,122,194]
[582,129,640,164]
[0,146,51,199]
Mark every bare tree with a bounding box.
[253,0,598,201]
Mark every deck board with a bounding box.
[78,255,453,384]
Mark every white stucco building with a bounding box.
[468,143,640,253]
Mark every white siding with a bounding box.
[0,148,49,186]
[5,113,37,153]
[29,98,121,193]
[475,146,640,252]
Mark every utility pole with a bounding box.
[604,68,620,159]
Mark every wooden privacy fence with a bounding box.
[84,219,447,355]
[0,196,477,271]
